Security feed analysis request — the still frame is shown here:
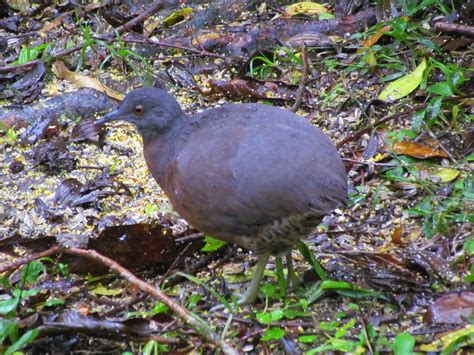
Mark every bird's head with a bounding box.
[96,87,185,136]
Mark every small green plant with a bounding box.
[0,261,47,354]
[75,22,152,85]
[201,235,226,252]
[395,0,451,17]
[98,31,152,86]
[141,339,169,354]
[0,128,18,145]
[392,332,415,355]
[12,43,51,65]
[305,307,391,353]
[463,238,474,283]
[249,46,302,79]
[404,171,473,238]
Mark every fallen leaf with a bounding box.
[419,324,474,352]
[358,25,392,54]
[425,291,474,324]
[90,283,123,296]
[163,8,192,27]
[285,2,329,16]
[378,59,427,101]
[391,225,406,246]
[393,141,449,159]
[52,61,124,100]
[428,167,460,183]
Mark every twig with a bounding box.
[175,232,204,243]
[122,35,226,59]
[0,245,239,355]
[159,241,193,288]
[342,158,398,167]
[434,22,474,38]
[291,46,309,113]
[423,124,458,164]
[361,318,374,355]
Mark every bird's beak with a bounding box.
[95,109,121,126]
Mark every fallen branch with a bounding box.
[0,245,239,355]
[434,22,474,38]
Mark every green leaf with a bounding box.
[201,236,226,252]
[392,332,415,355]
[43,298,65,308]
[162,8,192,27]
[260,283,277,298]
[378,59,427,101]
[5,328,39,355]
[21,261,46,285]
[297,242,327,280]
[299,334,317,343]
[150,302,169,315]
[261,327,285,341]
[0,320,18,344]
[335,319,356,338]
[12,288,38,299]
[319,12,335,20]
[142,340,156,355]
[0,298,19,315]
[428,82,453,96]
[90,284,122,296]
[256,309,284,325]
[464,239,474,254]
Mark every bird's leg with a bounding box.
[286,253,300,289]
[239,253,270,304]
[210,253,270,312]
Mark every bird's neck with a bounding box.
[141,115,187,188]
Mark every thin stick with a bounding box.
[423,124,458,164]
[0,246,239,355]
[291,46,309,113]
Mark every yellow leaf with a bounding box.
[364,49,377,68]
[90,284,122,296]
[52,61,124,101]
[163,8,192,27]
[191,32,221,47]
[378,59,427,101]
[429,167,459,182]
[419,325,474,352]
[286,2,328,16]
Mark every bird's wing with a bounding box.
[164,104,347,237]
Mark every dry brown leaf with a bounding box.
[357,25,391,54]
[52,61,124,101]
[393,141,449,159]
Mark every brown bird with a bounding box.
[96,87,347,304]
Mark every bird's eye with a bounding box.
[134,105,144,115]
